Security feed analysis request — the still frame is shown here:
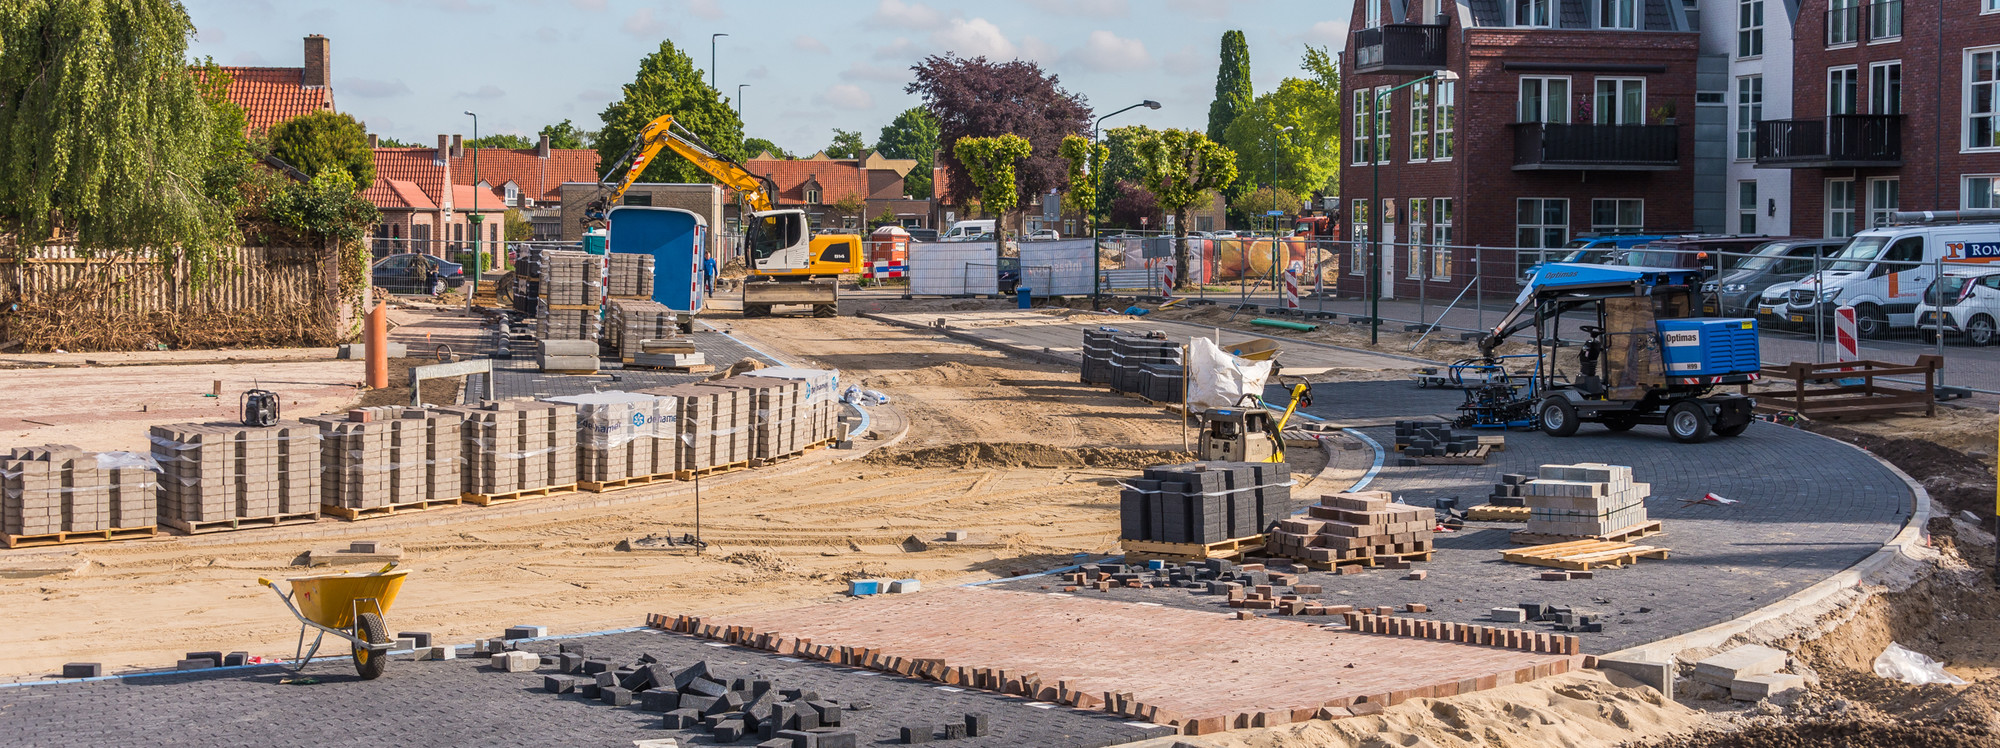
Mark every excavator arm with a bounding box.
[588,115,778,222]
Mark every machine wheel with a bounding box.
[742,304,769,319]
[812,304,838,318]
[1968,315,1996,347]
[1667,401,1712,443]
[1602,415,1637,432]
[352,612,389,680]
[1538,397,1579,437]
[1855,305,1890,339]
[1715,421,1750,437]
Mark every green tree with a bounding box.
[1231,185,1305,231]
[873,107,939,199]
[375,136,420,148]
[466,133,534,150]
[1057,135,1105,220]
[1207,30,1252,144]
[597,40,745,184]
[1097,124,1155,207]
[269,110,374,186]
[0,0,240,273]
[1133,129,1237,286]
[504,208,533,241]
[539,119,589,149]
[743,137,793,159]
[826,128,866,159]
[260,168,380,245]
[1223,45,1343,201]
[952,134,1033,237]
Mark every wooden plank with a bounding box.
[1466,504,1529,522]
[578,472,679,493]
[160,512,319,535]
[1509,520,1663,546]
[1501,539,1670,570]
[675,462,748,481]
[1121,534,1267,560]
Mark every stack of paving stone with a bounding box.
[638,384,751,473]
[1081,329,1181,397]
[1,446,156,537]
[1520,463,1651,538]
[151,423,318,527]
[742,367,841,447]
[1118,461,1292,545]
[440,400,579,496]
[543,391,678,483]
[1485,473,1531,507]
[1263,491,1435,566]
[605,252,656,298]
[705,372,841,463]
[538,339,600,373]
[304,408,465,512]
[1393,420,1477,458]
[604,298,684,360]
[536,250,605,341]
[533,652,868,747]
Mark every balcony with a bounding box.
[1754,115,1903,168]
[1353,24,1447,75]
[1511,123,1679,171]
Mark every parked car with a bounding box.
[996,256,1021,294]
[372,253,464,295]
[1703,239,1846,318]
[1916,266,2000,345]
[905,228,939,243]
[939,219,996,242]
[1616,235,1776,280]
[1026,229,1061,241]
[1519,234,1668,284]
[1785,221,2000,338]
[1209,230,1241,238]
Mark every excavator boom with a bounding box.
[595,115,777,213]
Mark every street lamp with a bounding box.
[1268,124,1294,288]
[737,83,750,120]
[711,33,728,90]
[1092,99,1161,308]
[464,110,480,308]
[1370,69,1457,344]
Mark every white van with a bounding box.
[1916,266,2000,345]
[1781,222,2000,338]
[938,219,995,242]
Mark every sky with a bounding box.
[183,0,1351,157]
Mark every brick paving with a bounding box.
[0,629,1167,747]
[699,586,1571,727]
[468,330,769,401]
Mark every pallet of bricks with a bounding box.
[636,383,750,478]
[606,299,704,371]
[1119,461,1293,558]
[1513,463,1655,542]
[1264,491,1435,570]
[1,446,156,547]
[604,251,655,299]
[303,408,465,520]
[1080,330,1183,403]
[544,391,678,491]
[708,368,841,467]
[1392,420,1497,465]
[151,423,319,534]
[537,250,604,341]
[439,400,579,505]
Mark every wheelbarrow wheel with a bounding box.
[352,612,389,680]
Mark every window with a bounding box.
[451,222,463,250]
[489,222,499,244]
[1825,179,1856,238]
[1735,76,1763,159]
[503,182,519,207]
[1352,90,1372,165]
[1828,0,1858,45]
[1990,0,2000,14]
[1410,80,1432,161]
[1434,81,1458,160]
[1738,181,1758,234]
[1868,178,1899,228]
[1869,0,1900,40]
[1870,61,1902,114]
[1595,78,1645,125]
[1365,0,1381,28]
[804,188,821,203]
[1966,175,2000,209]
[1516,198,1570,262]
[1970,48,2000,150]
[1592,199,1644,233]
[1516,0,1551,26]
[1737,0,1764,57]
[1373,86,1392,163]
[1601,0,1637,28]
[1349,199,1370,274]
[1431,198,1454,280]
[1407,198,1427,279]
[1874,236,1923,278]
[1828,66,1859,115]
[1519,76,1571,123]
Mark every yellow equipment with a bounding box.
[1197,382,1313,463]
[258,563,410,680]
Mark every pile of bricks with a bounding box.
[1489,602,1604,632]
[638,384,750,473]
[1486,473,1531,507]
[1119,462,1292,545]
[604,299,685,361]
[1344,609,1583,656]
[537,251,605,341]
[1520,463,1650,538]
[304,408,465,513]
[1082,330,1182,402]
[708,369,841,462]
[527,646,867,748]
[1394,420,1478,457]
[544,391,678,483]
[605,252,656,298]
[440,400,579,496]
[1,446,156,538]
[1263,491,1435,567]
[151,423,318,528]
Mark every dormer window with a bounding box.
[1516,0,1551,27]
[1601,0,1638,28]
[504,182,519,207]
[805,188,822,203]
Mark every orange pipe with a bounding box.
[365,302,388,389]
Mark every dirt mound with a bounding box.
[1631,721,1992,748]
[862,361,988,388]
[862,442,1187,470]
[1807,423,1997,523]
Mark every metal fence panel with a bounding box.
[908,241,997,295]
[1019,239,1095,296]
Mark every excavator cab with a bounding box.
[745,209,810,275]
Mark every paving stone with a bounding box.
[1732,673,1807,701]
[61,663,101,679]
[640,690,680,712]
[600,686,633,706]
[1490,607,1527,623]
[662,708,703,729]
[1695,645,1789,687]
[901,726,933,743]
[398,632,433,649]
[544,675,576,694]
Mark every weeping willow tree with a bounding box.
[0,0,246,280]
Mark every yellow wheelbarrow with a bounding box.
[1224,337,1283,376]
[258,563,409,680]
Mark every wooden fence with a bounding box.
[0,245,356,352]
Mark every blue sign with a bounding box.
[1964,241,2000,259]
[630,412,648,427]
[1264,210,1286,216]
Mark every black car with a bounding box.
[372,253,465,295]
[996,257,1021,294]
[905,228,939,243]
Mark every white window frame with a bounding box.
[1431,198,1454,280]
[503,182,520,207]
[1374,86,1392,164]
[1349,199,1370,274]
[1352,90,1373,165]
[1591,198,1644,233]
[1601,0,1638,29]
[1515,0,1552,27]
[1434,81,1458,160]
[1738,181,1758,234]
[1594,78,1646,125]
[1518,76,1572,123]
[1868,0,1900,41]
[1365,0,1382,29]
[1410,80,1432,162]
[1825,178,1856,238]
[1827,66,1859,116]
[1516,198,1570,251]
[1737,0,1764,58]
[1407,198,1427,279]
[1870,60,1901,115]
[1968,47,2000,152]
[805,188,822,203]
[1964,175,2000,209]
[1988,0,1999,15]
[1735,76,1763,160]
[1867,177,1899,228]
[1827,0,1859,47]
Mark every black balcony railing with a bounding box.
[1511,123,1679,171]
[1353,23,1448,74]
[1754,115,1903,168]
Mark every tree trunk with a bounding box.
[1173,208,1191,288]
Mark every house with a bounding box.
[198,35,337,132]
[1698,0,1800,236]
[439,135,599,241]
[362,135,508,262]
[745,153,935,232]
[1339,0,1701,296]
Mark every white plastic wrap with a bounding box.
[1873,642,1966,686]
[1186,336,1273,412]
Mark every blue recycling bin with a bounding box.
[1017,287,1033,309]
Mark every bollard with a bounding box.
[365,302,389,389]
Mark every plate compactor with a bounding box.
[1197,382,1311,463]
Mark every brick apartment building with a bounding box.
[1339,0,1701,297]
[1760,0,2000,234]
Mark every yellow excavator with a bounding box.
[585,115,863,318]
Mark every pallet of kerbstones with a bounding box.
[539,250,605,307]
[704,373,840,467]
[151,422,319,535]
[637,383,751,478]
[303,408,466,520]
[1119,461,1293,560]
[1,446,157,547]
[1510,462,1660,544]
[605,252,656,298]
[1264,491,1435,570]
[438,399,579,505]
[1081,329,1182,401]
[543,391,680,491]
[605,298,681,359]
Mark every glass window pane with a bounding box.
[1518,199,1538,225]
[1545,200,1567,225]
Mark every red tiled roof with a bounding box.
[363,148,502,213]
[448,148,600,204]
[198,67,334,132]
[363,178,436,210]
[746,159,867,205]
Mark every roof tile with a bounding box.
[200,67,335,132]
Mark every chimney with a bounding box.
[367,133,378,149]
[302,35,330,88]
[436,134,450,162]
[537,134,551,159]
[451,134,463,159]
[437,135,453,211]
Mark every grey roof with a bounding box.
[1467,0,1505,26]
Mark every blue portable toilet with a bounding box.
[607,206,707,316]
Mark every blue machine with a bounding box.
[607,206,707,318]
[1657,318,1761,378]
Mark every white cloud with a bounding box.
[1020,35,1059,63]
[341,78,413,98]
[621,8,667,37]
[792,34,829,53]
[1163,43,1207,76]
[930,18,1015,59]
[1068,30,1150,72]
[872,37,918,60]
[1298,20,1347,45]
[687,0,724,20]
[1022,0,1129,17]
[456,85,506,100]
[815,84,875,111]
[843,62,911,83]
[746,65,771,80]
[871,0,947,29]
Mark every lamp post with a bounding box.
[1370,69,1457,344]
[711,33,728,90]
[464,110,480,308]
[1091,99,1161,309]
[1269,124,1294,289]
[737,83,749,120]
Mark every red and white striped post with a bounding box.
[1284,261,1302,309]
[1834,304,1859,369]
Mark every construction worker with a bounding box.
[703,253,717,295]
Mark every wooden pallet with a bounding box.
[463,484,578,507]
[1299,549,1435,571]
[1509,519,1663,546]
[541,302,600,311]
[1502,538,1671,570]
[750,451,805,468]
[620,360,715,373]
[1121,534,1267,562]
[160,511,319,535]
[321,496,464,521]
[675,461,748,481]
[1407,445,1492,465]
[1,525,156,549]
[608,295,651,301]
[578,472,678,493]
[1476,434,1507,451]
[1466,504,1530,522]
